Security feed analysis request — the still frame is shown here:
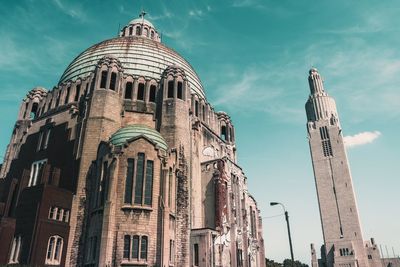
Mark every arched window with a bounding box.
[140,236,148,260]
[30,102,39,119]
[150,31,154,39]
[134,153,145,205]
[46,235,63,265]
[74,84,81,102]
[136,26,141,35]
[177,81,183,99]
[132,235,140,259]
[144,160,153,205]
[125,82,133,99]
[221,125,227,141]
[129,26,133,35]
[8,235,22,264]
[195,100,199,117]
[100,70,108,89]
[149,85,156,102]
[137,83,145,100]
[123,235,131,259]
[124,159,135,204]
[55,91,61,107]
[64,86,71,104]
[109,72,117,91]
[167,81,174,98]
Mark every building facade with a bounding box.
[305,68,382,267]
[0,15,265,267]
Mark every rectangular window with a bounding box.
[124,82,133,99]
[137,83,145,100]
[195,100,199,117]
[134,153,145,205]
[144,160,153,206]
[194,243,199,266]
[320,126,333,157]
[100,71,108,89]
[124,159,135,204]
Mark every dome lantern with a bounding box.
[119,11,161,42]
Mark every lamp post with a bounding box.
[270,202,295,267]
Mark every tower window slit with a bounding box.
[129,27,133,35]
[149,85,156,102]
[167,81,174,98]
[109,72,117,90]
[100,71,108,89]
[177,81,183,99]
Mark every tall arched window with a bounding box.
[167,81,174,98]
[137,83,145,100]
[109,72,117,91]
[129,26,133,35]
[64,86,71,104]
[177,81,183,100]
[134,153,145,205]
[149,85,156,102]
[136,26,141,35]
[132,235,140,259]
[125,82,133,99]
[30,102,39,119]
[140,236,148,260]
[123,235,131,259]
[100,70,108,89]
[46,235,63,265]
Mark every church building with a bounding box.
[0,13,266,267]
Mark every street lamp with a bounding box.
[270,202,295,267]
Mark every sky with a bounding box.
[0,0,399,264]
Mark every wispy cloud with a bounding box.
[52,0,86,21]
[344,131,381,148]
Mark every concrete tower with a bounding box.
[305,68,382,267]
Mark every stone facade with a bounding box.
[305,68,382,267]
[0,14,265,267]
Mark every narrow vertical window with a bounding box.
[169,240,175,263]
[74,84,81,101]
[320,126,333,157]
[167,81,174,98]
[144,160,153,206]
[31,103,39,119]
[64,86,71,104]
[194,243,199,266]
[149,85,156,102]
[46,236,63,265]
[150,31,154,39]
[100,70,108,89]
[43,129,51,150]
[137,83,145,100]
[124,159,135,204]
[177,81,183,99]
[124,82,133,99]
[202,105,205,121]
[110,72,117,90]
[136,26,141,35]
[221,126,227,141]
[129,26,133,35]
[47,237,55,260]
[134,153,145,205]
[47,99,52,112]
[100,162,108,206]
[168,168,172,207]
[195,101,199,117]
[37,131,44,151]
[123,235,131,259]
[132,235,139,259]
[8,236,22,264]
[140,236,148,260]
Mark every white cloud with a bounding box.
[344,131,381,148]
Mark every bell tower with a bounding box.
[305,68,381,267]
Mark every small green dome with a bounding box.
[110,125,168,151]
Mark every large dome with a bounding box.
[59,36,206,99]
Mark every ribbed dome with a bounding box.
[109,124,168,151]
[58,36,206,99]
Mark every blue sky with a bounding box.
[0,0,399,264]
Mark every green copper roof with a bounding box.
[110,125,168,151]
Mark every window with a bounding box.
[167,81,174,98]
[221,125,227,141]
[136,26,141,35]
[129,26,133,35]
[237,248,243,267]
[195,100,199,117]
[43,129,51,150]
[8,236,22,264]
[46,236,63,265]
[55,92,61,107]
[37,129,51,151]
[48,206,70,223]
[100,70,108,89]
[125,154,154,206]
[124,159,135,204]
[125,82,133,99]
[193,243,199,266]
[123,235,148,261]
[47,99,52,112]
[110,72,117,90]
[320,126,333,157]
[37,132,44,151]
[137,83,145,100]
[368,255,372,259]
[64,86,71,104]
[202,105,205,121]
[99,162,108,206]
[177,81,183,99]
[169,240,175,264]
[150,31,154,39]
[149,85,156,102]
[28,159,47,187]
[31,103,39,119]
[168,168,173,207]
[74,84,81,102]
